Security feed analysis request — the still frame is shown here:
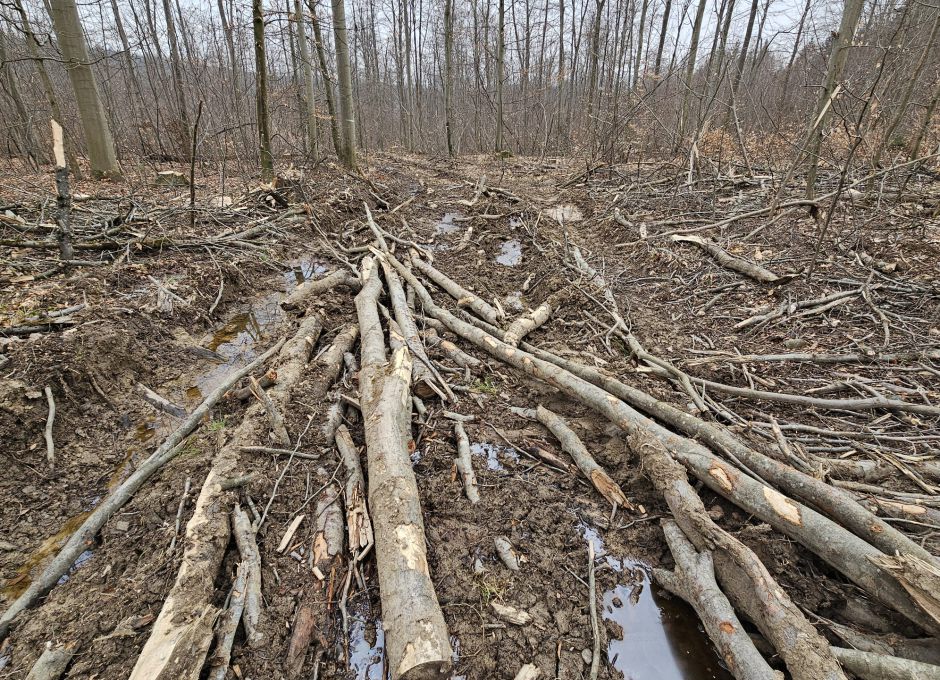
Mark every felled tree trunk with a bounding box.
[354,256,453,679]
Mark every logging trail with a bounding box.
[0,153,938,679]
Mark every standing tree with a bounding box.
[495,0,506,152]
[331,0,357,168]
[47,0,121,179]
[252,0,275,180]
[443,0,455,156]
[294,0,319,159]
[802,0,865,200]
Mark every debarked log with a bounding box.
[355,256,452,679]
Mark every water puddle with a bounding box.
[502,290,524,313]
[435,212,463,235]
[2,511,91,601]
[496,240,522,266]
[348,609,385,680]
[579,523,733,680]
[470,442,518,471]
[283,257,329,288]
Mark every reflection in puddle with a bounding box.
[436,213,463,235]
[578,524,733,680]
[283,257,329,288]
[503,290,524,312]
[470,442,519,471]
[349,611,385,680]
[496,240,522,266]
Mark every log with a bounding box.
[671,234,780,282]
[311,481,344,579]
[411,255,502,325]
[354,255,453,680]
[0,339,285,642]
[832,648,940,680]
[653,521,778,680]
[453,420,480,504]
[514,405,629,509]
[137,382,188,418]
[503,294,559,347]
[281,268,361,311]
[232,505,263,645]
[206,563,247,680]
[26,643,76,680]
[335,424,374,561]
[226,370,277,402]
[449,299,934,566]
[380,256,444,399]
[422,327,481,368]
[129,314,324,678]
[309,324,360,400]
[250,375,290,445]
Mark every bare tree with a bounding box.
[331,0,357,168]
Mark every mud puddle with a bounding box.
[348,609,385,680]
[470,442,519,471]
[496,240,522,266]
[580,523,732,680]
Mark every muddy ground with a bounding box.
[0,153,938,679]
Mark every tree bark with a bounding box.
[47,0,121,179]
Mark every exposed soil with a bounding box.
[1,153,938,679]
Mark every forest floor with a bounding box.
[0,152,939,679]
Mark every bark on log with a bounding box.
[453,420,480,504]
[281,268,361,310]
[26,643,76,680]
[355,255,453,679]
[232,505,263,646]
[0,339,285,642]
[832,647,940,680]
[130,314,324,679]
[503,295,559,347]
[653,521,779,680]
[671,234,780,282]
[226,370,278,402]
[412,255,502,325]
[336,424,374,561]
[385,252,938,638]
[515,405,630,509]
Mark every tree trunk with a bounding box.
[47,0,122,179]
[443,0,455,156]
[294,0,320,159]
[252,0,275,180]
[306,1,344,160]
[495,0,506,152]
[331,0,357,168]
[803,0,865,200]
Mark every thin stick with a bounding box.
[167,476,192,555]
[43,386,55,467]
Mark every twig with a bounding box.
[167,476,192,555]
[43,386,55,467]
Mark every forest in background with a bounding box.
[0,0,938,179]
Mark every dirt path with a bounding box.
[1,154,938,679]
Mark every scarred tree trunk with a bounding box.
[47,0,122,179]
[252,0,275,180]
